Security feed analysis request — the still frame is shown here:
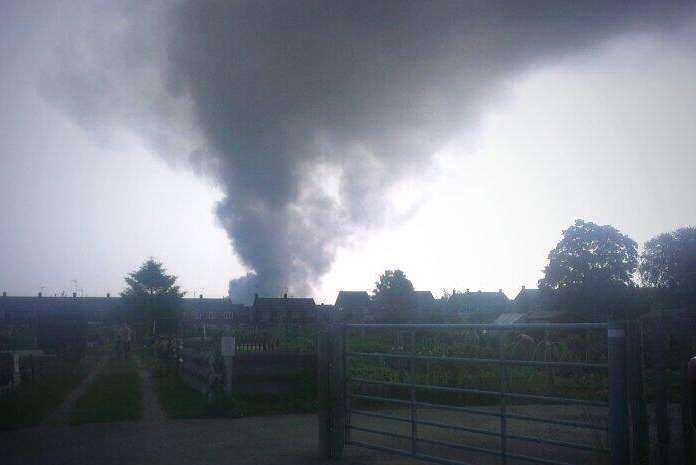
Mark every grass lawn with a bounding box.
[0,355,97,429]
[139,350,316,419]
[69,356,142,424]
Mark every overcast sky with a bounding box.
[1,1,695,303]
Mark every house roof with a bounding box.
[449,290,509,311]
[180,298,246,314]
[0,296,124,315]
[514,287,540,301]
[413,290,435,308]
[252,296,316,313]
[334,291,370,310]
[512,287,542,312]
[0,295,249,320]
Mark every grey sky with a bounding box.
[1,1,695,303]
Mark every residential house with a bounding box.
[448,289,510,314]
[334,291,371,321]
[413,290,436,311]
[181,296,248,324]
[512,286,542,313]
[251,294,317,324]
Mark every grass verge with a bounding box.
[0,355,97,429]
[69,356,142,424]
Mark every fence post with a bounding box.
[679,332,695,465]
[636,323,650,465]
[409,330,418,455]
[332,323,346,456]
[221,336,235,395]
[627,319,649,465]
[499,330,508,465]
[318,324,345,459]
[655,312,671,465]
[609,320,630,465]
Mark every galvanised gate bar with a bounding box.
[318,322,630,465]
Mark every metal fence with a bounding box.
[636,309,696,465]
[319,322,630,465]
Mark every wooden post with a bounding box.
[499,331,508,465]
[635,323,650,465]
[331,324,346,457]
[627,320,649,465]
[409,331,418,455]
[609,321,629,465]
[318,324,345,459]
[655,313,670,465]
[344,324,351,446]
[221,336,235,395]
[317,330,330,459]
[678,330,695,465]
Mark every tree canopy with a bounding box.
[372,269,415,320]
[640,226,696,304]
[539,219,638,319]
[540,219,637,290]
[121,258,185,324]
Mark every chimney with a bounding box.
[72,292,77,298]
[199,294,203,299]
[2,291,5,297]
[283,293,288,299]
[521,285,526,290]
[38,292,42,298]
[106,293,110,298]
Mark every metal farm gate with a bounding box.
[318,322,633,465]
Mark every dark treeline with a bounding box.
[360,219,696,323]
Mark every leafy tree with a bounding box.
[372,269,415,321]
[539,219,638,320]
[121,258,185,327]
[640,226,696,306]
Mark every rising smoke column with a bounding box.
[43,1,694,303]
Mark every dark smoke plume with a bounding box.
[42,1,693,303]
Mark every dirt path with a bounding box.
[2,404,689,465]
[132,352,166,422]
[6,355,687,465]
[1,413,381,465]
[41,354,109,426]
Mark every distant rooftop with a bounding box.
[252,295,316,313]
[449,289,509,312]
[335,291,370,310]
